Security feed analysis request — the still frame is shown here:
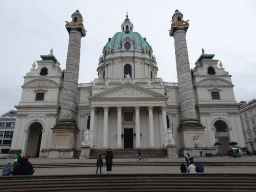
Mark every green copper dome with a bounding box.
[105,31,150,53]
[173,9,182,16]
[72,10,82,16]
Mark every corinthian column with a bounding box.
[103,107,109,148]
[116,107,122,149]
[135,106,141,149]
[148,106,155,148]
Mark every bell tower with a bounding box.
[169,10,205,156]
[50,10,86,158]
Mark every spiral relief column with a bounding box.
[51,10,86,158]
[169,10,204,156]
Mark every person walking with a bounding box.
[180,164,187,173]
[96,155,103,174]
[105,148,113,174]
[138,149,142,160]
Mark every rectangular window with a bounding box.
[4,131,13,139]
[211,92,220,100]
[0,140,2,145]
[0,131,3,138]
[6,123,11,127]
[0,123,5,127]
[36,93,44,100]
[1,149,10,154]
[3,140,12,145]
[10,123,15,127]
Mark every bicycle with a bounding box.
[136,154,148,162]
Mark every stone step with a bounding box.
[0,175,256,192]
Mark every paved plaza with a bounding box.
[1,156,256,176]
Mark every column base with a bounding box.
[167,144,178,158]
[51,121,79,154]
[47,149,77,158]
[80,145,91,159]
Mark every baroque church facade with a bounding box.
[10,10,245,158]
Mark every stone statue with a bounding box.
[82,129,91,146]
[202,48,204,54]
[135,45,140,52]
[147,79,151,87]
[32,62,36,69]
[165,128,175,145]
[50,48,53,55]
[55,61,60,68]
[104,78,109,88]
[219,61,223,68]
[125,73,131,80]
[159,79,164,87]
[115,46,120,51]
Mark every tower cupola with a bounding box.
[121,12,134,32]
[172,9,183,22]
[71,10,83,23]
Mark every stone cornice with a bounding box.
[90,97,168,101]
[15,105,60,109]
[196,104,240,109]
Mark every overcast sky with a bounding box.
[0,0,256,115]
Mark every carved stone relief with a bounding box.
[197,79,233,87]
[23,79,59,88]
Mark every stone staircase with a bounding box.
[0,174,256,191]
[89,148,167,159]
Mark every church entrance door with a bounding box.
[26,122,43,158]
[124,128,133,148]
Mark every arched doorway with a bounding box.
[214,120,230,155]
[26,122,43,158]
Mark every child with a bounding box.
[96,155,103,174]
[2,162,12,176]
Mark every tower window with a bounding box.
[211,92,220,100]
[87,116,90,129]
[151,71,153,78]
[35,93,45,101]
[126,25,128,30]
[74,17,77,22]
[103,71,105,79]
[124,42,131,50]
[40,68,48,76]
[166,115,170,128]
[130,27,132,31]
[124,64,132,77]
[177,17,181,22]
[208,67,215,75]
[123,27,124,31]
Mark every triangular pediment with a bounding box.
[91,82,167,99]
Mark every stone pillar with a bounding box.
[161,107,167,147]
[89,107,95,147]
[148,106,155,148]
[103,107,109,148]
[169,10,204,156]
[117,107,122,149]
[135,106,141,148]
[50,10,86,158]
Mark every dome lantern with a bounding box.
[121,12,134,32]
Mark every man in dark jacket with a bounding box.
[96,155,103,174]
[185,153,194,166]
[12,163,22,175]
[196,163,204,173]
[105,148,113,174]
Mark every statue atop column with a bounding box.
[165,128,175,145]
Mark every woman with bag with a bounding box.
[13,154,21,166]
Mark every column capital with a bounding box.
[135,106,140,111]
[161,106,166,110]
[148,106,153,110]
[103,106,109,111]
[117,106,122,112]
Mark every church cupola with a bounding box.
[71,10,83,23]
[121,12,134,32]
[172,9,183,22]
